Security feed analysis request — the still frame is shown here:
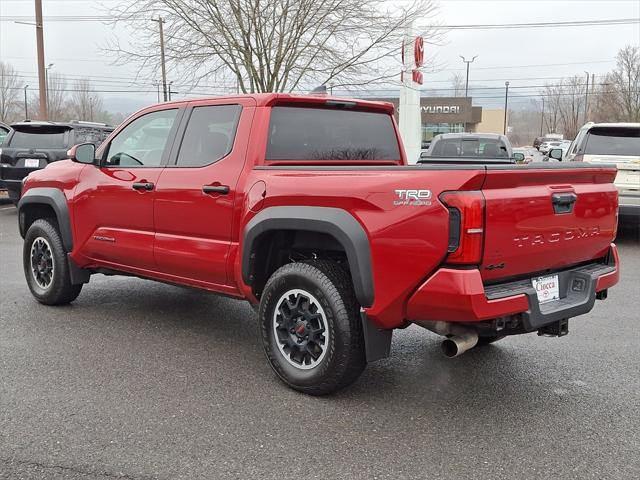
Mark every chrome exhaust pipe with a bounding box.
[441,332,479,358]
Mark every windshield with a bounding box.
[8,127,69,149]
[584,128,640,157]
[429,137,509,158]
[266,106,400,161]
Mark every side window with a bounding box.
[175,104,242,167]
[572,129,586,154]
[74,127,111,148]
[104,109,177,167]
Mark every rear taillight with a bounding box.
[440,191,485,265]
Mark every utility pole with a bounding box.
[152,17,168,102]
[584,71,590,123]
[540,95,545,136]
[24,85,29,119]
[459,55,478,98]
[34,0,47,119]
[503,81,510,135]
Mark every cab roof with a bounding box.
[161,93,395,114]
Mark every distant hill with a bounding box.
[102,96,155,118]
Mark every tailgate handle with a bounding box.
[551,192,577,214]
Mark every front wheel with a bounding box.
[23,219,83,305]
[259,260,366,395]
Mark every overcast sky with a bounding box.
[1,0,639,112]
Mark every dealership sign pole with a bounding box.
[398,26,423,164]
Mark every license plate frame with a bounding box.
[24,159,41,168]
[532,274,560,304]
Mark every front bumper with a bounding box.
[406,244,619,332]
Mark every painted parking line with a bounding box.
[0,206,15,211]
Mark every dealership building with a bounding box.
[367,96,506,142]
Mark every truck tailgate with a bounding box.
[480,164,618,282]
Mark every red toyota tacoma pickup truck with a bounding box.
[18,93,620,395]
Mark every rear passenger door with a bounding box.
[153,98,255,288]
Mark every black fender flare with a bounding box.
[18,187,74,252]
[242,206,374,307]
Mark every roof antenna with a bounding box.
[309,85,328,96]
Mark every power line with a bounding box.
[2,15,639,28]
[421,18,640,30]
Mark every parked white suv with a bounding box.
[555,123,640,217]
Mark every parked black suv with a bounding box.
[0,120,113,203]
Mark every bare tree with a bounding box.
[607,45,640,122]
[541,87,560,134]
[541,77,586,139]
[449,72,465,97]
[41,73,69,121]
[106,0,441,93]
[0,61,20,123]
[69,79,104,121]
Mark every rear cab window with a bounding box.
[8,126,71,149]
[265,106,401,162]
[430,137,508,158]
[584,127,640,158]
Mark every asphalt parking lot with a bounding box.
[1,200,639,480]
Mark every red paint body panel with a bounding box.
[596,244,620,291]
[20,93,621,333]
[406,268,530,322]
[480,167,619,282]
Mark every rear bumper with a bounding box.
[0,165,33,199]
[406,244,619,331]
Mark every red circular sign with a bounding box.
[414,36,424,67]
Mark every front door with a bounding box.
[73,107,183,272]
[153,99,254,288]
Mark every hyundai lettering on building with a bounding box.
[421,106,461,114]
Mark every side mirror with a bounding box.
[513,152,525,162]
[549,148,563,160]
[67,143,96,164]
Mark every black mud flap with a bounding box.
[361,312,392,362]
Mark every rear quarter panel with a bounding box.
[236,166,485,328]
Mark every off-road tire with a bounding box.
[259,260,366,395]
[23,218,83,305]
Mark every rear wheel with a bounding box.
[259,260,366,395]
[23,219,82,305]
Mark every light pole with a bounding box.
[539,95,545,136]
[503,81,510,135]
[459,55,478,98]
[24,85,29,119]
[584,71,590,123]
[45,63,54,116]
